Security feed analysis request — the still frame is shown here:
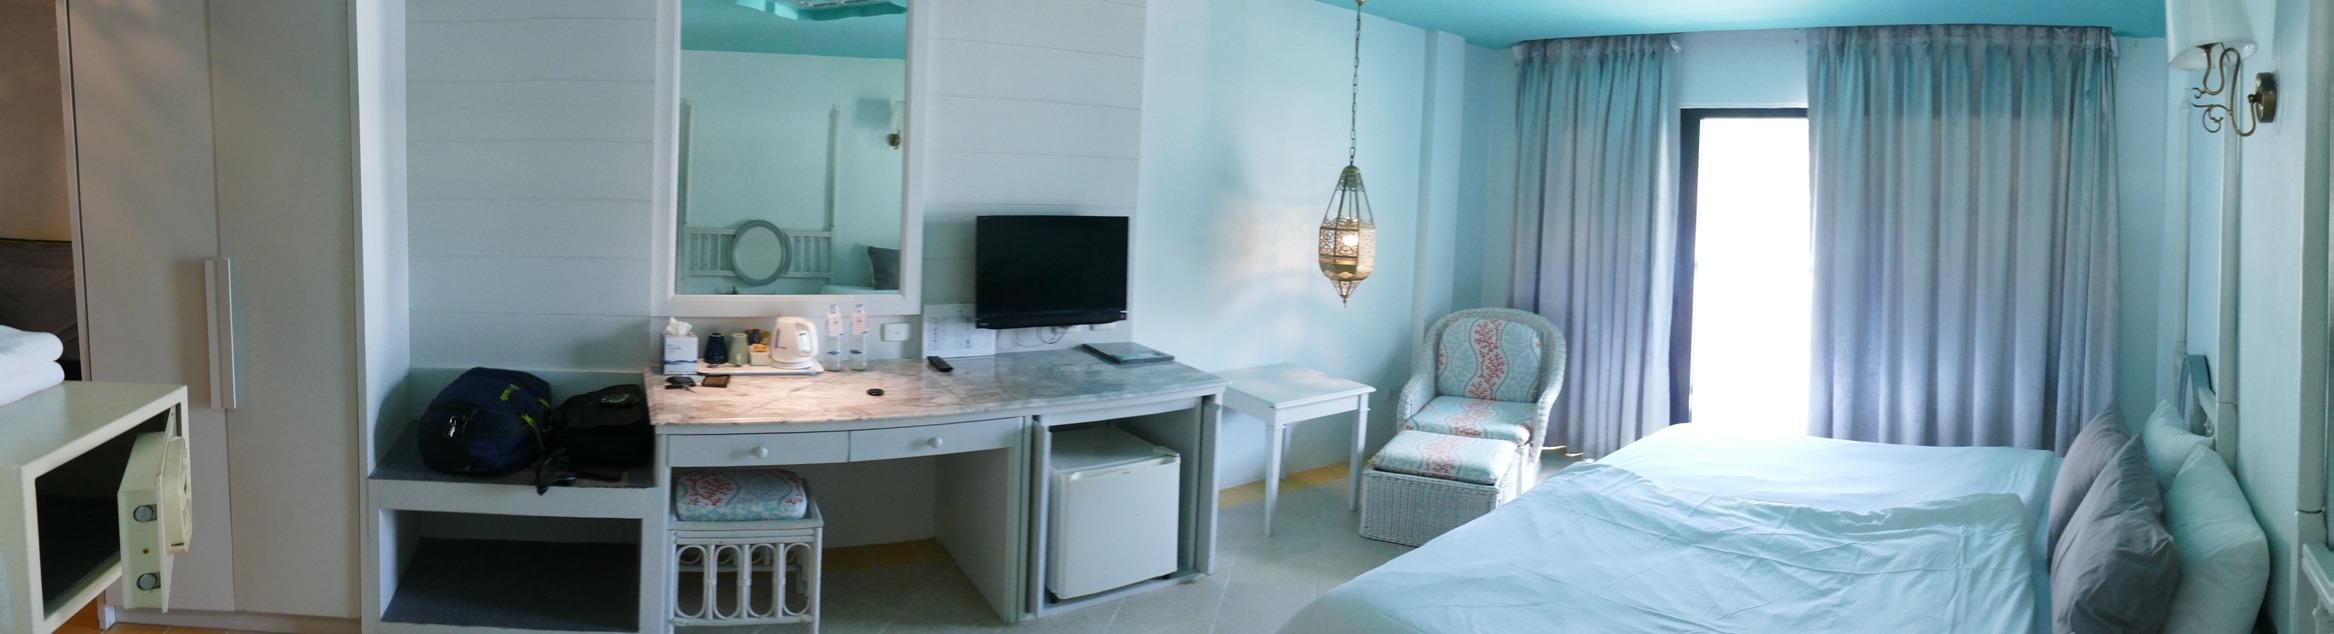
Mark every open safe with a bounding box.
[0,382,192,634]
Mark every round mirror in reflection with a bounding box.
[729,220,791,286]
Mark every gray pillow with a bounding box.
[2050,410,2130,550]
[868,246,900,290]
[2052,440,2180,634]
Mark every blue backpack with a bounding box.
[418,368,555,475]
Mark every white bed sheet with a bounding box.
[1285,425,2060,633]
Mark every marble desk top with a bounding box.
[645,349,1226,428]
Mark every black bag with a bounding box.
[552,383,652,469]
[417,367,554,475]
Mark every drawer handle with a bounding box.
[927,437,944,449]
[749,446,770,459]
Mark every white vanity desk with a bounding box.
[646,349,1226,627]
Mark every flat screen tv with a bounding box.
[975,215,1128,329]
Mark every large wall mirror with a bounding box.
[654,0,923,316]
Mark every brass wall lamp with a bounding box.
[2169,0,2275,136]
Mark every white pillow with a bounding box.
[2139,400,2208,492]
[2160,449,2270,634]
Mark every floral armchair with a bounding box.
[1395,308,1569,489]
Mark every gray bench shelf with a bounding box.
[381,538,639,633]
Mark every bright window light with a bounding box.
[1688,116,1811,436]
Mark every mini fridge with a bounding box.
[1047,426,1181,600]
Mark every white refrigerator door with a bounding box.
[1048,456,1180,600]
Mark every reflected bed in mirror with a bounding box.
[668,0,913,306]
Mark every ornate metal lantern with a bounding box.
[1318,166,1375,304]
[1317,0,1375,304]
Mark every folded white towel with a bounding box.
[0,362,65,408]
[0,358,61,381]
[0,324,64,366]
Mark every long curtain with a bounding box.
[1510,35,1678,457]
[1808,25,2118,452]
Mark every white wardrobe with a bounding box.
[64,0,360,623]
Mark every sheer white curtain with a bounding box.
[1509,35,1678,457]
[1807,26,2119,452]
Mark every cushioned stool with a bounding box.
[1360,430,1521,546]
[675,468,811,522]
[671,469,822,630]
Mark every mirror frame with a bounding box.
[649,0,927,317]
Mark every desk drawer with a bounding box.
[669,432,849,467]
[850,418,1021,461]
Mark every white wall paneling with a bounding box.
[406,81,655,143]
[925,39,1143,108]
[407,140,654,201]
[410,312,653,371]
[924,0,1145,58]
[408,200,649,259]
[405,0,659,367]
[922,97,1142,160]
[922,154,1143,209]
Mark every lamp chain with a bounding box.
[1348,0,1362,165]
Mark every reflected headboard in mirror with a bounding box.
[2182,354,2239,468]
[651,0,925,317]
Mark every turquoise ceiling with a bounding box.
[1323,0,2167,48]
[683,0,906,59]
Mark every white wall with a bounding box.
[1677,29,1809,108]
[916,0,1143,354]
[1450,45,1516,310]
[679,50,905,294]
[404,0,1146,377]
[2112,38,2174,425]
[2217,0,2322,627]
[1137,0,1482,482]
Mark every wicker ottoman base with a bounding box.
[1359,468,1515,546]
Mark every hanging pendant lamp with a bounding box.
[1317,0,1376,305]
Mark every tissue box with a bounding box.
[662,336,699,375]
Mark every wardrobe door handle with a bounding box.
[927,437,944,449]
[749,446,770,459]
[203,258,239,410]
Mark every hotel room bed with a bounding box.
[1283,424,2061,633]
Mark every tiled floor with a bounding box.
[55,601,225,634]
[791,464,1414,634]
[804,455,1576,634]
[77,456,1577,634]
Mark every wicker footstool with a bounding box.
[1359,430,1521,546]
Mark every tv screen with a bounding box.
[975,215,1128,329]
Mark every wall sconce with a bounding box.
[2169,0,2275,136]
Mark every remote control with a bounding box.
[927,356,954,373]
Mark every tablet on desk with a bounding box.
[1081,343,1174,365]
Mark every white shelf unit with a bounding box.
[373,511,646,634]
[365,425,667,634]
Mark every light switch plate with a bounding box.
[880,322,910,342]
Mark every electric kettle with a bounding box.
[769,316,821,372]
